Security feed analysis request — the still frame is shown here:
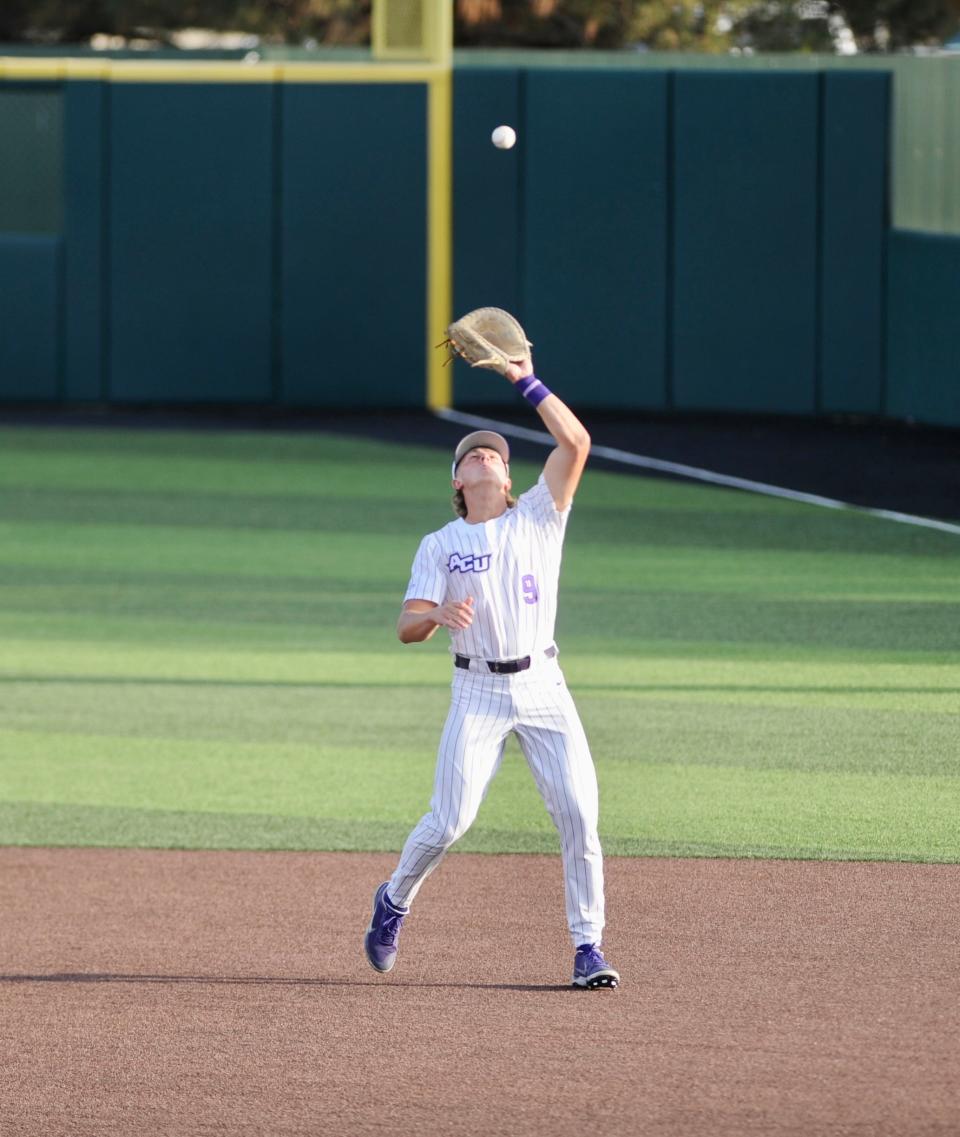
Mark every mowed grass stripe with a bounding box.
[3,643,956,704]
[2,734,957,861]
[0,426,957,860]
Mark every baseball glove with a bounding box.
[443,307,532,376]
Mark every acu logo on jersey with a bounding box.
[447,551,491,574]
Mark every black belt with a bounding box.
[455,646,557,675]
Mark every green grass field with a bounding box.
[1,425,958,861]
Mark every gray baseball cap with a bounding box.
[451,430,510,479]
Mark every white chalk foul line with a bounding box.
[436,407,960,537]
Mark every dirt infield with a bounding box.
[1,848,957,1137]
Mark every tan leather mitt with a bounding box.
[444,307,532,376]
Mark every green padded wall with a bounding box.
[0,84,63,234]
[0,66,918,422]
[672,72,819,414]
[820,72,889,415]
[279,83,426,408]
[109,84,275,402]
[63,80,106,401]
[886,230,960,428]
[0,235,61,398]
[523,70,669,409]
[453,68,523,408]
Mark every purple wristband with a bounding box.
[514,373,552,407]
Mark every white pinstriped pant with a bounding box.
[388,657,605,946]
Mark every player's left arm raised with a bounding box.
[505,361,590,511]
[444,309,589,511]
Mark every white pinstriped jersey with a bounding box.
[404,473,570,661]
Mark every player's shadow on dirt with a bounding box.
[0,973,572,992]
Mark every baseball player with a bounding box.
[364,347,619,990]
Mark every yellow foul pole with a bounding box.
[424,1,453,410]
[373,0,452,409]
[427,61,453,411]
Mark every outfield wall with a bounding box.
[455,68,892,417]
[0,61,956,425]
[0,71,430,409]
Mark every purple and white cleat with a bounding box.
[572,943,620,989]
[364,882,409,973]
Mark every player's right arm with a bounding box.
[397,597,474,643]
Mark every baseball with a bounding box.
[491,124,517,150]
